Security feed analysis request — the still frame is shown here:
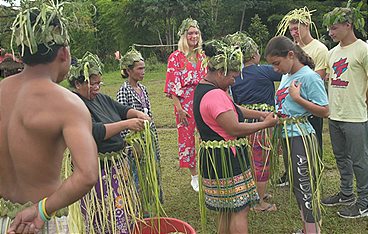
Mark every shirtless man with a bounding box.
[0,5,98,234]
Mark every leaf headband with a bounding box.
[120,47,144,71]
[323,0,367,37]
[223,32,258,61]
[68,51,103,83]
[276,7,319,38]
[203,39,242,75]
[177,18,199,38]
[11,0,70,56]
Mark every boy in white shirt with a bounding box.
[321,1,368,219]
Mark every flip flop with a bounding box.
[251,203,277,212]
[263,193,272,200]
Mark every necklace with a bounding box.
[203,78,217,87]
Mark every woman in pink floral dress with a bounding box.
[164,18,207,192]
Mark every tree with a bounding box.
[0,0,97,56]
[247,14,269,54]
[0,5,19,50]
[67,0,98,58]
[123,0,205,60]
[0,0,361,67]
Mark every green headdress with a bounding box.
[11,0,70,56]
[223,32,258,61]
[120,47,144,71]
[68,52,103,83]
[203,39,242,75]
[323,0,367,37]
[276,7,319,38]
[177,18,199,38]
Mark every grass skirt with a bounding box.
[198,138,259,232]
[80,152,140,234]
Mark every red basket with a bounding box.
[133,217,196,234]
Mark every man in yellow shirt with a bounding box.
[321,2,368,219]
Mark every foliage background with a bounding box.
[1,0,368,232]
[0,0,367,72]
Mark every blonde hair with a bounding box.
[177,26,203,56]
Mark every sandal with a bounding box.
[263,193,273,200]
[251,203,277,212]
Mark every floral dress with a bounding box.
[164,50,207,168]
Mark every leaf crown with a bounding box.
[68,52,103,83]
[223,32,258,61]
[120,47,144,71]
[177,18,199,38]
[202,39,242,75]
[276,7,319,38]
[323,0,367,37]
[11,0,70,56]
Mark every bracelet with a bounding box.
[38,198,52,222]
[42,198,52,220]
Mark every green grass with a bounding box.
[81,65,368,233]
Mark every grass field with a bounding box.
[84,65,368,234]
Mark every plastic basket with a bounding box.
[133,217,196,234]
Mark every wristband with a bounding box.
[38,198,53,222]
[42,198,52,219]
[38,199,50,222]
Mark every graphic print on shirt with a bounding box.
[331,58,349,87]
[276,87,289,118]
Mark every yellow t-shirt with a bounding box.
[302,39,328,72]
[327,39,368,122]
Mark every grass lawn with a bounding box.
[83,66,368,234]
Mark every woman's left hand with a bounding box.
[259,111,271,121]
[137,111,151,121]
[289,80,302,101]
[7,204,44,234]
[178,109,190,127]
